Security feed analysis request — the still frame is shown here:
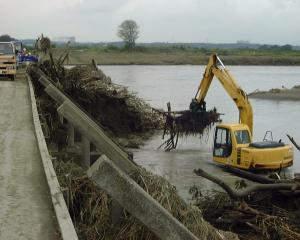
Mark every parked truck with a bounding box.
[0,42,17,80]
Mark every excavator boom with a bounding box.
[193,54,253,134]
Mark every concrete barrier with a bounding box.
[87,156,199,240]
[35,69,136,173]
[27,75,78,240]
[44,83,66,104]
[57,100,137,174]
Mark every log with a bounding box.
[222,165,291,183]
[194,168,300,199]
[287,134,300,151]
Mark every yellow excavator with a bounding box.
[191,54,293,170]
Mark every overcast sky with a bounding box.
[1,0,300,44]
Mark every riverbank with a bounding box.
[249,85,300,101]
[53,48,300,65]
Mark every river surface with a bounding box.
[100,65,300,200]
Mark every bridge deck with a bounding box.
[0,72,59,239]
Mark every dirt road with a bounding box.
[0,72,59,239]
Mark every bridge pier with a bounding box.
[67,123,75,146]
[81,135,90,168]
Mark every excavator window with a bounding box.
[234,130,250,144]
[213,127,232,157]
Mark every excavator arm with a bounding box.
[192,54,253,135]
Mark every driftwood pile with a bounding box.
[54,157,237,240]
[191,189,300,240]
[31,35,164,146]
[193,167,300,239]
[34,57,163,147]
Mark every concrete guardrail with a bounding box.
[27,74,78,240]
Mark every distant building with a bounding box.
[52,36,76,43]
[237,40,250,44]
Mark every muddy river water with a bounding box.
[101,65,300,200]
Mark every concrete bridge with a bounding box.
[0,70,76,240]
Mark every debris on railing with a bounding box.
[29,53,163,148]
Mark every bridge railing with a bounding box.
[27,74,78,240]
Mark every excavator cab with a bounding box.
[213,126,251,157]
[213,124,251,166]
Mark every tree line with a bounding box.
[0,34,16,42]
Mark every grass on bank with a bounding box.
[50,45,300,65]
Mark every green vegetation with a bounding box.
[2,33,299,65]
[53,44,300,65]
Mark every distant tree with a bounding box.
[281,44,293,51]
[270,45,280,51]
[117,20,139,49]
[0,34,16,41]
[258,44,269,50]
[259,44,293,51]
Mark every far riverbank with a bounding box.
[53,48,300,66]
